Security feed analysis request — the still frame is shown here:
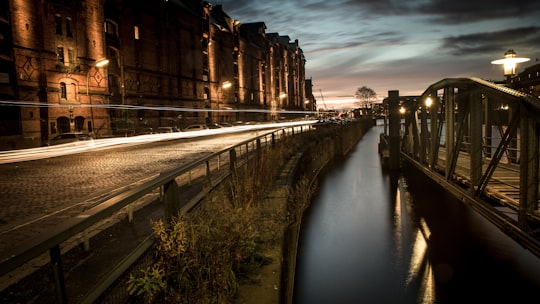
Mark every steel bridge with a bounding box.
[384,77,540,258]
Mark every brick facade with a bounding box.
[0,0,310,149]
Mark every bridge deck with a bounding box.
[436,147,540,221]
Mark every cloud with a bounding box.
[214,0,540,98]
[440,26,540,56]
[416,0,540,24]
[341,0,540,23]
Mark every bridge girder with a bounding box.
[393,77,540,254]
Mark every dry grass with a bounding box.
[127,134,314,303]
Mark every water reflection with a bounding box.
[293,125,540,303]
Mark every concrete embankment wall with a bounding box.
[279,118,374,304]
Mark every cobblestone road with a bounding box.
[0,131,264,253]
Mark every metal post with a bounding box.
[420,98,428,165]
[388,90,400,170]
[519,105,539,231]
[429,95,439,169]
[444,87,455,179]
[229,149,237,173]
[470,90,483,192]
[50,245,67,304]
[164,180,180,222]
[484,96,492,158]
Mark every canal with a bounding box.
[293,124,540,303]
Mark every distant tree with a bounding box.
[354,86,377,108]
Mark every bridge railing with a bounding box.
[0,123,316,303]
[388,77,540,258]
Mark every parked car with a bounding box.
[156,127,174,133]
[218,122,233,127]
[206,123,223,129]
[182,124,209,132]
[135,127,154,135]
[47,133,94,146]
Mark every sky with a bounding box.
[215,0,540,107]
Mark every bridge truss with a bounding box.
[396,77,540,257]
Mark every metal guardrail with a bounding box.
[0,123,315,303]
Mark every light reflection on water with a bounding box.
[293,124,540,304]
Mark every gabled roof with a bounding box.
[266,33,280,44]
[240,22,267,47]
[211,4,233,32]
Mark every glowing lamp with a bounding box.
[95,58,110,67]
[222,81,232,89]
[491,49,529,78]
[425,97,433,108]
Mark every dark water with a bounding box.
[293,125,540,304]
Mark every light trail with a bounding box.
[0,100,321,115]
[0,121,317,164]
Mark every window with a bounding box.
[57,46,64,64]
[68,83,76,100]
[55,15,62,35]
[67,48,73,66]
[66,18,73,37]
[134,26,139,40]
[0,23,10,57]
[60,82,67,99]
[104,21,117,36]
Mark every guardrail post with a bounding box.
[206,160,212,187]
[230,149,237,177]
[164,180,180,222]
[256,138,262,166]
[83,229,90,251]
[272,133,276,148]
[50,245,68,304]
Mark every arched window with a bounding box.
[74,116,85,132]
[60,82,67,99]
[57,116,70,133]
[67,83,76,101]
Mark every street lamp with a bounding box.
[491,49,529,83]
[86,58,109,135]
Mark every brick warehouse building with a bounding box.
[0,0,311,150]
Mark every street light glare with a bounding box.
[95,58,110,67]
[425,97,433,108]
[222,81,232,89]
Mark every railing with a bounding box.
[387,77,540,258]
[0,123,316,303]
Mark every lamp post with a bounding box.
[217,80,232,122]
[491,49,529,84]
[86,58,109,135]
